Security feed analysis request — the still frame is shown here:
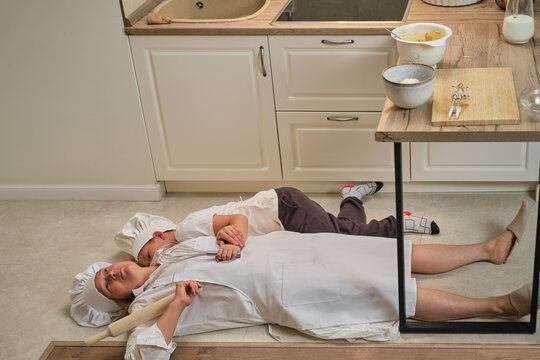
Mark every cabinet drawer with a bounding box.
[277,112,410,181]
[411,142,540,181]
[269,35,397,111]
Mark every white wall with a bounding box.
[122,0,149,18]
[0,0,160,199]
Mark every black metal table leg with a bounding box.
[394,143,538,334]
[531,165,540,329]
[393,143,407,331]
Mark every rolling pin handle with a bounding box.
[84,328,111,346]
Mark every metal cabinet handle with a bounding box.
[326,116,359,121]
[259,46,267,77]
[321,39,354,45]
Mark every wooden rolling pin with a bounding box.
[84,293,175,346]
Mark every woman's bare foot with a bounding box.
[494,294,520,318]
[486,230,516,265]
[496,283,533,319]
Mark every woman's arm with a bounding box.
[157,281,202,344]
[212,214,248,248]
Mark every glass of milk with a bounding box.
[503,0,535,44]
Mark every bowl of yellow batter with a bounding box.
[390,23,453,67]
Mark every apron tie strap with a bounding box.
[267,323,282,341]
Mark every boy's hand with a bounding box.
[216,243,241,262]
[216,224,246,248]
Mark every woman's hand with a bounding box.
[216,224,246,248]
[173,280,202,307]
[216,243,241,262]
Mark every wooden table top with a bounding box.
[375,9,540,143]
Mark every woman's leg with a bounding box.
[411,230,515,274]
[413,287,518,321]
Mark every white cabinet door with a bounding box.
[129,36,281,181]
[269,35,397,111]
[411,142,540,181]
[277,112,410,181]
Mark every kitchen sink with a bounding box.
[153,0,271,22]
[274,0,412,22]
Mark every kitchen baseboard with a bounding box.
[165,181,537,194]
[0,183,165,201]
[0,182,534,200]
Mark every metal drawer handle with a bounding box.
[321,39,354,45]
[259,46,267,77]
[326,116,359,121]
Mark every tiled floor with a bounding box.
[1,190,538,359]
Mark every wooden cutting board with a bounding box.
[431,67,520,126]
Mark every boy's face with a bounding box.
[137,231,174,266]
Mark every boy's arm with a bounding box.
[157,281,201,345]
[215,243,241,262]
[212,214,248,248]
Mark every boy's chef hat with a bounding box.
[69,262,125,327]
[114,213,176,259]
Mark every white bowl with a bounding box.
[391,23,452,67]
[382,63,435,109]
[520,86,540,121]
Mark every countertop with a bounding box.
[375,6,540,143]
[125,0,506,35]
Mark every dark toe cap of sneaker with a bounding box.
[431,221,440,235]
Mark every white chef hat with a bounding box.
[114,213,176,259]
[69,262,125,327]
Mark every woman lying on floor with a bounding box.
[70,201,531,360]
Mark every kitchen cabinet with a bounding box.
[129,35,281,181]
[410,142,540,181]
[278,112,410,181]
[128,33,535,187]
[269,35,398,111]
[269,35,405,182]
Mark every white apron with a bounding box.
[148,231,416,331]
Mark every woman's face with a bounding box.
[94,261,147,300]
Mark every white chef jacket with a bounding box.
[175,189,283,241]
[125,232,416,360]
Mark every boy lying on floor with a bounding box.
[114,183,440,266]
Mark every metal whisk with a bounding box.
[448,83,468,119]
[150,241,241,266]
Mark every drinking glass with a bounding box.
[503,0,535,44]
